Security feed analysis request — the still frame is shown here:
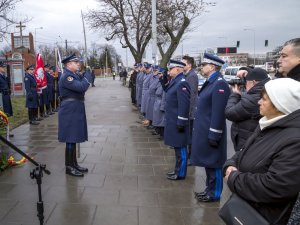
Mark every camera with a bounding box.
[227,77,246,86]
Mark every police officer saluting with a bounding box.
[58,53,91,177]
[163,59,191,180]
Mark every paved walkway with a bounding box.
[0,78,233,225]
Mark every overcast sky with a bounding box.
[4,0,300,65]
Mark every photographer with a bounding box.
[225,67,270,152]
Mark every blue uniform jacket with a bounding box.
[24,73,39,108]
[191,72,230,168]
[0,73,13,116]
[164,72,191,148]
[146,74,160,120]
[152,84,165,127]
[58,69,91,143]
[46,72,54,102]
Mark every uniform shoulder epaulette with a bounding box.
[217,77,223,81]
[181,78,186,81]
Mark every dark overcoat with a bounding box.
[0,73,13,116]
[164,72,191,148]
[146,74,160,120]
[24,73,39,108]
[46,72,54,102]
[191,71,230,168]
[185,69,199,119]
[152,84,165,127]
[58,68,91,143]
[141,72,152,113]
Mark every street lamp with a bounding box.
[34,27,43,53]
[244,28,256,66]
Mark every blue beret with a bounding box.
[158,68,166,74]
[26,65,35,70]
[167,59,186,70]
[201,53,224,66]
[61,53,80,64]
[0,61,7,67]
[143,62,152,69]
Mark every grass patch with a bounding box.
[0,96,28,136]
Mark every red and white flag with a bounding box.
[34,53,47,93]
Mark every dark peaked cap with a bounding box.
[26,65,35,70]
[167,59,186,69]
[61,53,80,64]
[201,53,225,67]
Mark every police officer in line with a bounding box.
[145,65,160,129]
[141,63,152,126]
[135,63,144,110]
[24,65,40,125]
[191,53,230,202]
[0,61,13,117]
[58,53,91,177]
[152,67,166,140]
[129,63,138,105]
[44,64,55,115]
[162,59,191,180]
[181,55,199,165]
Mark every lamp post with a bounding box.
[244,28,256,66]
[34,27,43,53]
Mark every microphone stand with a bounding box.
[0,135,51,225]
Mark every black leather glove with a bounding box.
[177,125,185,133]
[208,139,219,148]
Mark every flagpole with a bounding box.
[81,10,88,68]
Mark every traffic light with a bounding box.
[265,40,268,47]
[217,47,237,54]
[237,41,240,48]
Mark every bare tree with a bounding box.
[85,0,214,66]
[0,0,24,38]
[157,0,215,66]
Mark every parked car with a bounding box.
[198,74,206,91]
[223,66,241,81]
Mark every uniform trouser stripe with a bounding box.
[214,169,222,199]
[175,147,187,177]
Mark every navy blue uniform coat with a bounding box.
[164,72,191,148]
[152,84,165,127]
[24,73,39,108]
[191,72,230,168]
[0,73,13,116]
[58,69,91,143]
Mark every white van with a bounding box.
[223,66,241,81]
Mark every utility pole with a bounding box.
[151,0,157,65]
[16,22,26,47]
[65,40,68,51]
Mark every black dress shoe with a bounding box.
[194,191,207,198]
[74,165,88,173]
[30,121,39,125]
[152,131,159,135]
[66,166,84,177]
[166,170,175,176]
[196,194,219,202]
[35,117,42,121]
[9,133,14,138]
[167,174,185,180]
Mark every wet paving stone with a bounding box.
[0,79,234,224]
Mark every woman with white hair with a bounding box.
[223,78,300,224]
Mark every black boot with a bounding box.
[72,147,88,173]
[65,147,84,177]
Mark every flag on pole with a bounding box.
[55,48,63,77]
[33,53,47,93]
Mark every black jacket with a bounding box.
[287,64,300,81]
[225,78,270,151]
[223,109,300,224]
